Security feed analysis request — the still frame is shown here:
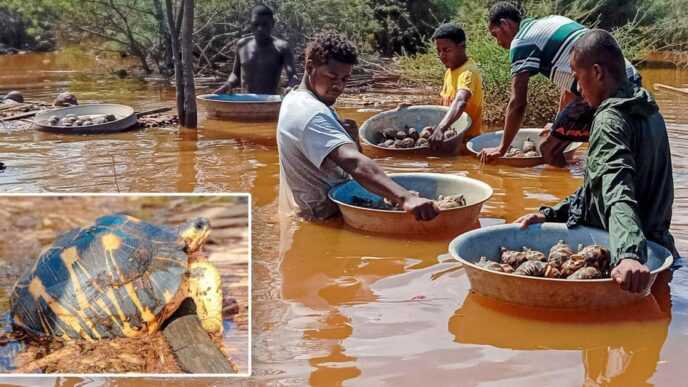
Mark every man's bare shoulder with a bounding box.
[272,37,293,53]
[237,35,254,48]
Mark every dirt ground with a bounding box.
[0,196,249,374]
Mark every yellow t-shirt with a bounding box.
[440,59,483,138]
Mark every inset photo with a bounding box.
[0,194,250,376]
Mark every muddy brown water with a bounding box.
[0,50,687,386]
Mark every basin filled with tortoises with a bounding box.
[449,223,674,309]
[328,173,493,235]
[33,104,138,134]
[197,93,282,121]
[466,128,583,167]
[358,105,472,157]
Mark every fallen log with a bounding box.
[136,106,173,118]
[162,298,236,374]
[654,83,688,96]
[0,110,43,122]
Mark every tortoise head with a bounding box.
[179,217,211,253]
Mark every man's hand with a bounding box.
[611,259,652,293]
[514,212,546,229]
[402,195,440,221]
[428,127,445,150]
[213,83,234,95]
[479,146,505,164]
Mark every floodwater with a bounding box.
[0,49,687,386]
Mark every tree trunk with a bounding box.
[165,0,185,125]
[181,0,197,128]
[153,0,173,75]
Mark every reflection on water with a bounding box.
[0,50,687,386]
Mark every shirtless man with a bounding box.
[214,4,298,95]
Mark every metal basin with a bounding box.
[359,105,471,157]
[466,128,583,167]
[34,104,137,134]
[328,173,493,235]
[197,93,282,121]
[449,223,674,309]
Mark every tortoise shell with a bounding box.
[10,214,189,340]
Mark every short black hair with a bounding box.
[572,29,627,83]
[306,31,358,67]
[488,2,523,26]
[431,23,466,45]
[251,4,274,19]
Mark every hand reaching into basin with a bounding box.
[401,195,440,221]
[515,212,546,229]
[612,259,651,293]
[213,83,235,95]
[479,146,506,164]
[429,128,445,151]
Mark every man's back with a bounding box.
[510,16,639,93]
[584,84,675,252]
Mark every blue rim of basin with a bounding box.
[197,94,282,103]
[328,173,493,214]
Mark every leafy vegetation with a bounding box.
[2,0,687,127]
[399,0,688,126]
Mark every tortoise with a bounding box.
[499,246,545,268]
[53,92,78,107]
[514,260,547,277]
[419,127,433,139]
[476,257,514,273]
[568,266,602,280]
[547,240,575,268]
[9,214,222,341]
[574,245,611,274]
[3,91,24,104]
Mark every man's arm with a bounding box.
[479,72,529,162]
[539,132,571,167]
[594,113,647,264]
[515,189,580,228]
[328,144,439,221]
[593,111,650,293]
[282,45,298,88]
[559,89,576,112]
[429,89,471,150]
[214,46,242,94]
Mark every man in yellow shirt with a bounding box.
[430,23,484,149]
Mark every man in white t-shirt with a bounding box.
[277,32,439,221]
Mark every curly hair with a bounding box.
[305,31,358,67]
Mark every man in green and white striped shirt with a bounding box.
[479,2,641,166]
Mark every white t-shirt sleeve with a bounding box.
[301,112,355,168]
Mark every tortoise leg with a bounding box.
[188,261,223,334]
